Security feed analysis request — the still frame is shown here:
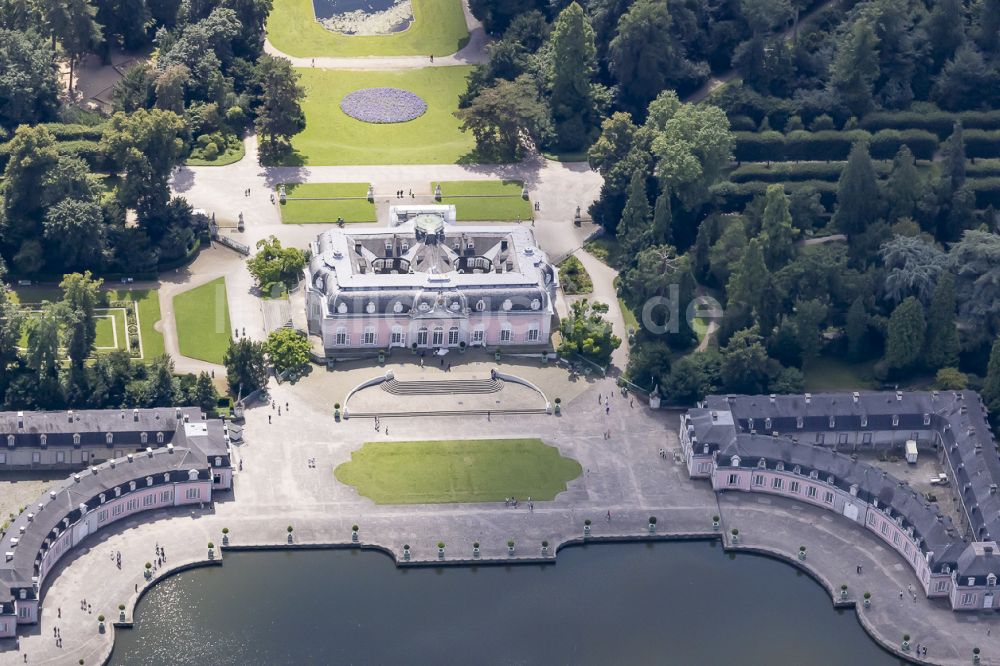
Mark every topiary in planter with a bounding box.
[437,541,445,549]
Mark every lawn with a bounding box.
[108,288,165,360]
[618,297,639,333]
[435,180,533,221]
[267,0,468,57]
[279,182,375,223]
[285,67,476,166]
[803,357,878,392]
[172,278,231,364]
[334,438,582,504]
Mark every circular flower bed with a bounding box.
[340,87,428,124]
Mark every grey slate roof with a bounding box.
[687,391,1000,582]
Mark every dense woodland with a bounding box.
[464,0,1000,426]
[0,0,306,410]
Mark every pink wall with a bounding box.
[323,314,552,348]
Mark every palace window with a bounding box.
[157,432,164,444]
[0,453,5,465]
[861,415,868,427]
[500,327,512,343]
[56,451,64,463]
[936,580,949,593]
[987,575,996,587]
[789,481,800,494]
[838,433,848,445]
[106,433,113,445]
[432,327,444,346]
[141,432,148,445]
[160,491,171,503]
[185,488,200,500]
[363,328,377,346]
[728,474,738,485]
[771,477,783,490]
[862,432,872,444]
[815,433,825,445]
[796,416,803,429]
[752,474,764,487]
[472,328,484,344]
[335,328,349,346]
[417,328,428,346]
[448,327,459,346]
[526,326,540,342]
[923,414,931,426]
[73,433,80,445]
[807,486,817,498]
[31,452,40,463]
[961,593,975,606]
[823,491,834,504]
[880,522,889,536]
[764,418,771,430]
[892,415,899,426]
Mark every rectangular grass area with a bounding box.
[334,438,583,504]
[267,0,468,57]
[286,67,476,166]
[435,180,534,221]
[172,278,231,364]
[279,183,375,223]
[107,288,165,360]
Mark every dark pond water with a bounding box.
[109,541,902,665]
[313,0,411,32]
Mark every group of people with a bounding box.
[504,496,533,511]
[394,189,414,198]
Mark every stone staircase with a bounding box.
[380,377,504,396]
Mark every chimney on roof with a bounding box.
[73,474,80,483]
[769,394,776,404]
[805,393,811,404]
[852,391,859,403]
[67,410,73,423]
[4,553,11,563]
[175,407,181,419]
[49,491,56,500]
[184,414,190,423]
[16,412,23,429]
[146,447,153,458]
[133,408,139,422]
[896,390,902,401]
[355,242,362,255]
[167,444,174,454]
[500,239,508,252]
[990,484,997,495]
[711,411,718,422]
[985,546,994,555]
[127,454,134,463]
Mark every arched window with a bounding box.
[106,433,114,445]
[141,432,148,445]
[448,327,460,345]
[156,432,164,444]
[416,328,428,346]
[432,327,444,346]
[39,434,47,447]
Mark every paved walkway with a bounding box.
[263,0,489,69]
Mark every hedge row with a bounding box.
[966,159,1000,178]
[860,110,1000,138]
[38,122,106,141]
[0,139,109,172]
[965,130,1000,159]
[969,178,1000,208]
[733,129,939,162]
[729,160,894,183]
[711,180,839,212]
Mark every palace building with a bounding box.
[0,407,232,635]
[305,205,558,356]
[682,390,1000,612]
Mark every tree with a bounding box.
[60,271,104,366]
[136,354,178,407]
[101,108,188,227]
[548,2,597,150]
[885,296,926,371]
[833,141,880,236]
[845,296,870,360]
[455,75,552,160]
[617,168,651,255]
[664,352,721,404]
[24,302,63,379]
[557,299,621,366]
[625,339,671,390]
[51,0,102,96]
[0,29,60,129]
[934,367,968,390]
[925,0,965,65]
[880,235,947,304]
[265,328,311,374]
[650,182,672,245]
[932,44,997,110]
[43,199,106,270]
[948,230,1000,337]
[726,238,769,317]
[608,0,692,113]
[925,272,960,370]
[649,91,734,212]
[793,298,826,362]
[253,54,305,161]
[829,19,880,117]
[188,371,218,412]
[760,184,795,269]
[885,146,921,222]
[224,338,268,394]
[708,218,748,286]
[940,122,966,196]
[720,326,770,394]
[770,366,804,393]
[469,0,545,34]
[0,286,25,396]
[984,337,1000,413]
[247,236,306,288]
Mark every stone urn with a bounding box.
[144,563,152,580]
[118,604,126,623]
[554,398,562,415]
[352,525,359,543]
[473,542,480,558]
[712,516,720,529]
[334,404,341,421]
[279,185,287,204]
[902,635,911,652]
[287,526,294,544]
[222,528,230,546]
[403,545,411,561]
[437,542,445,559]
[507,540,516,556]
[541,541,549,556]
[730,528,739,544]
[98,615,106,633]
[840,585,849,600]
[798,546,806,561]
[863,592,871,608]
[584,519,592,536]
[648,517,657,534]
[208,542,215,560]
[974,647,981,663]
[434,184,442,201]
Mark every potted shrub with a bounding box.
[403,544,411,561]
[411,341,418,355]
[334,403,341,421]
[97,614,105,633]
[473,541,480,558]
[287,525,294,544]
[437,541,446,559]
[974,647,981,663]
[494,349,501,362]
[222,527,230,546]
[378,349,386,365]
[902,634,910,651]
[863,591,871,608]
[118,603,126,622]
[712,515,720,529]
[554,397,562,415]
[584,518,592,536]
[507,539,516,555]
[541,351,549,365]
[541,540,549,556]
[730,528,739,543]
[352,524,359,542]
[798,545,806,560]
[648,516,657,534]
[459,340,467,354]
[840,584,848,600]
[144,562,152,579]
[208,541,215,560]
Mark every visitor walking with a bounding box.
[430,54,434,63]
[268,415,272,424]
[606,406,610,415]
[606,510,611,521]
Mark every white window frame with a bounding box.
[526,326,540,342]
[432,327,444,346]
[416,328,428,346]
[500,327,512,343]
[448,327,459,346]
[363,327,377,346]
[335,328,349,346]
[472,328,485,344]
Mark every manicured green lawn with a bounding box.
[279,182,375,223]
[172,278,231,364]
[435,180,533,221]
[108,288,165,360]
[803,357,878,391]
[618,297,639,332]
[285,67,476,166]
[334,438,582,504]
[267,0,468,57]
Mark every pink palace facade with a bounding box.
[305,205,558,357]
[682,391,1000,612]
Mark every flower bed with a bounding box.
[340,87,428,124]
